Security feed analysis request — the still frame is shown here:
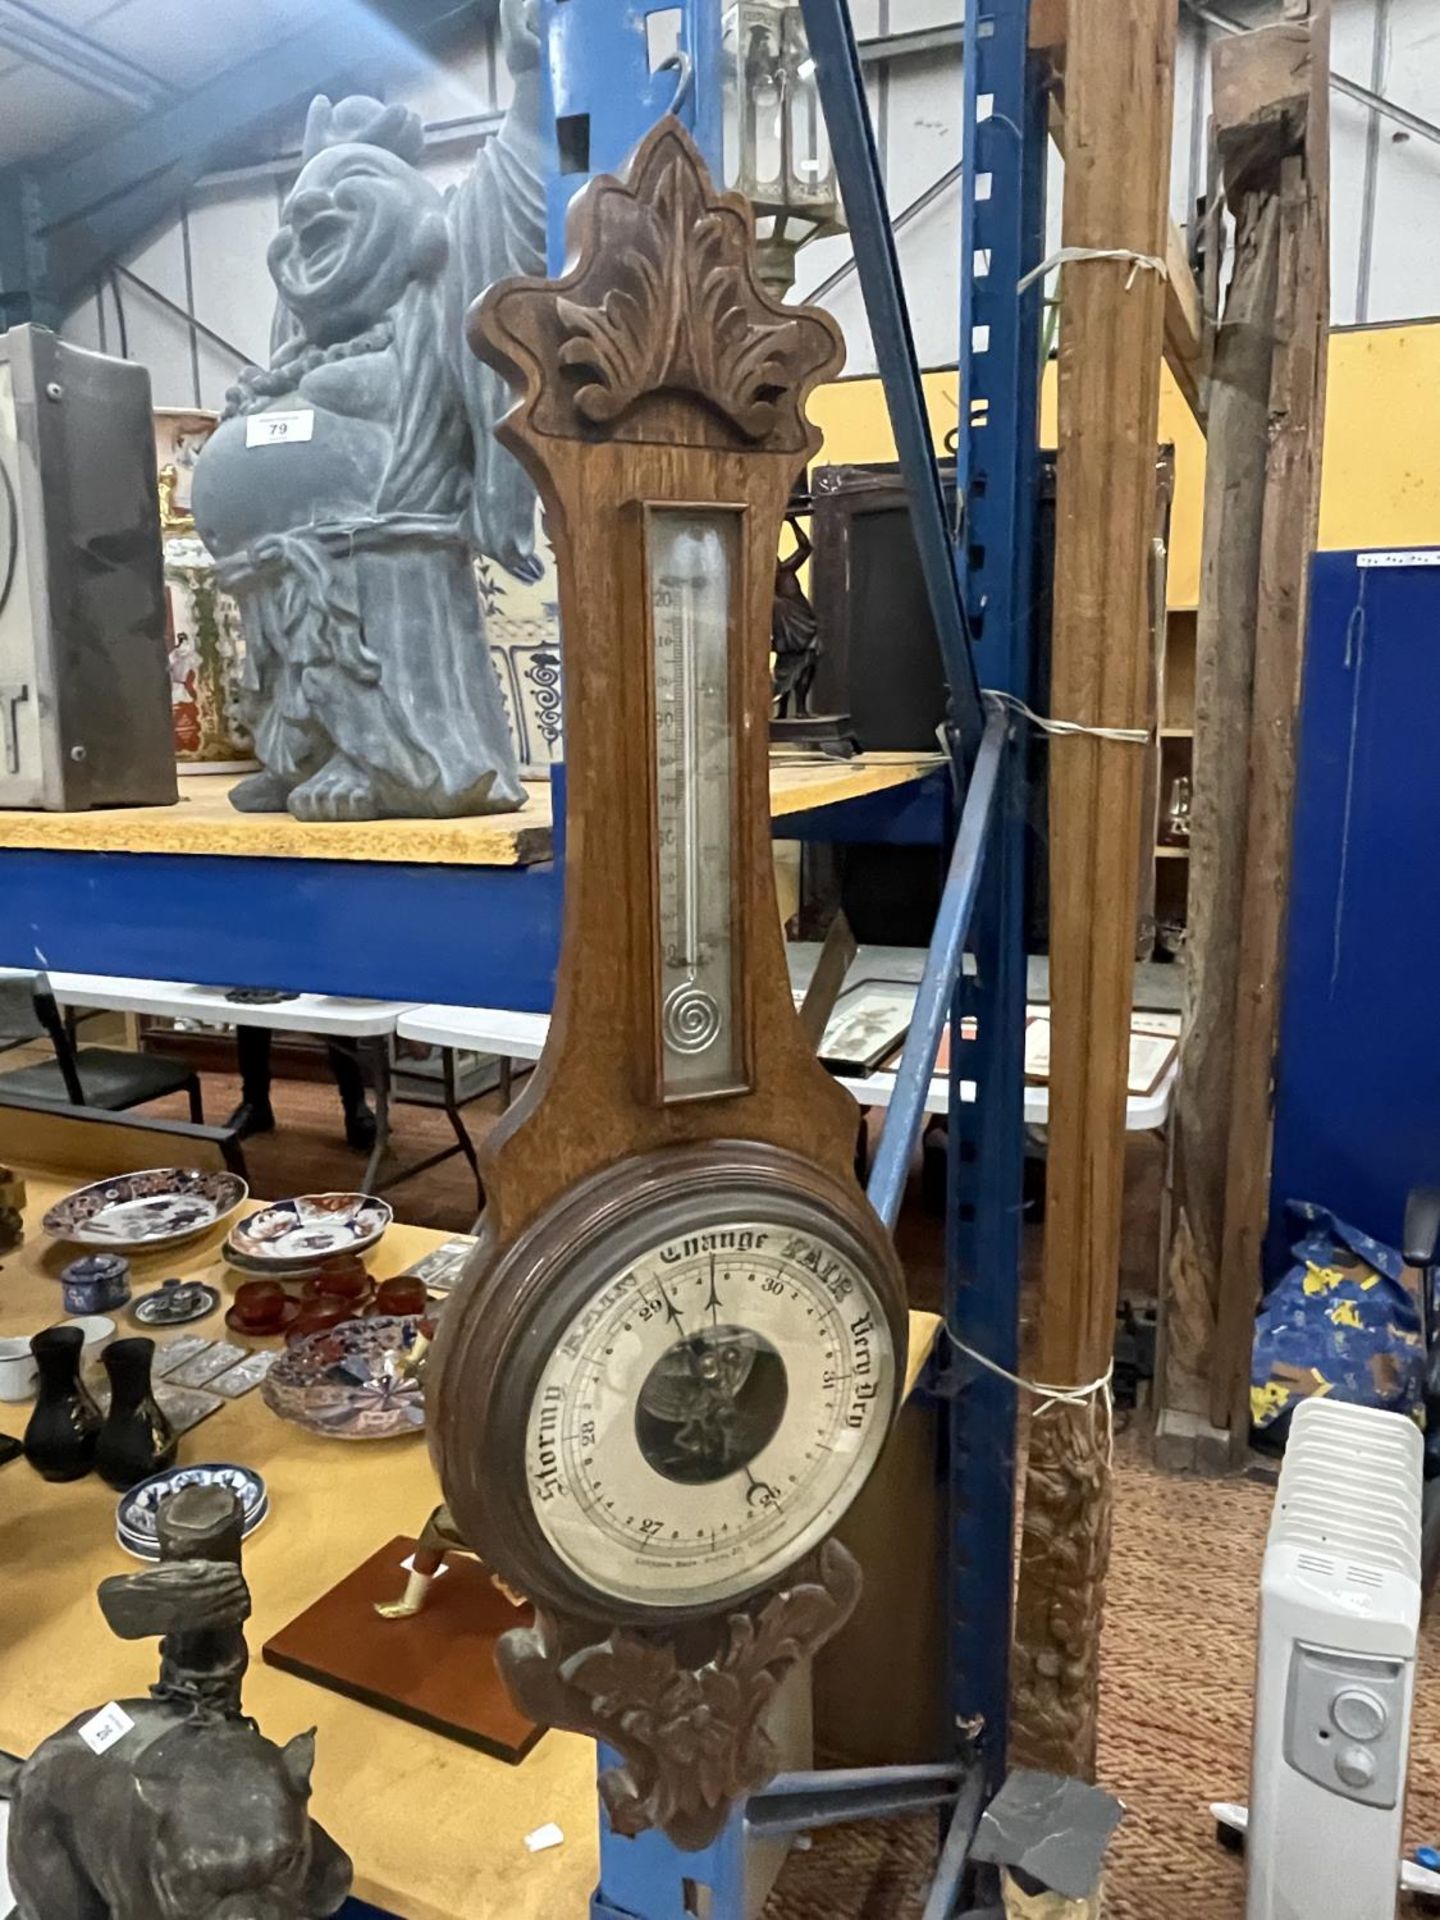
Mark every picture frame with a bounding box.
[817,979,916,1076]
[1024,1016,1178,1098]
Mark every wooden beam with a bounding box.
[1157,5,1330,1453]
[1159,187,1282,1431]
[1212,5,1330,1439]
[1164,217,1206,420]
[1046,89,1208,427]
[1029,0,1067,51]
[1010,0,1178,1780]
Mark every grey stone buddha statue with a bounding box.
[190,0,545,820]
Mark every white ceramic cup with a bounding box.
[0,1335,38,1402]
[64,1314,117,1368]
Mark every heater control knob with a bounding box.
[1332,1688,1387,1742]
[1335,1743,1378,1791]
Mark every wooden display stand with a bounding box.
[263,1535,544,1765]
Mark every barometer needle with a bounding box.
[655,1277,686,1333]
[743,1467,780,1510]
[705,1254,721,1327]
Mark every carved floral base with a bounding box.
[497,1539,862,1850]
[1011,1399,1115,1781]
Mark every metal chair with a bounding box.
[0,976,204,1123]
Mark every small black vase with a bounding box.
[96,1337,177,1491]
[23,1326,102,1482]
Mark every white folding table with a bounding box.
[31,975,433,1198]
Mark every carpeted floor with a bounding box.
[764,1441,1440,1919]
[151,1057,506,1236]
[123,1064,1439,1915]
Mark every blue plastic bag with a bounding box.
[1251,1200,1424,1433]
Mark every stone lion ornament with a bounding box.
[190,0,545,821]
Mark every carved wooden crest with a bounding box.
[470,117,844,456]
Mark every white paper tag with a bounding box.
[79,1701,135,1755]
[1357,549,1440,570]
[400,1553,449,1577]
[245,408,315,449]
[524,1823,564,1854]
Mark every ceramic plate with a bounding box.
[115,1461,267,1560]
[228,1193,392,1268]
[220,1240,369,1281]
[44,1170,248,1252]
[262,1315,424,1439]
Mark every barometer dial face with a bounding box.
[523,1207,896,1612]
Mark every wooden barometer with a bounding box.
[431,118,908,1849]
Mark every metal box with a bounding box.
[0,325,176,810]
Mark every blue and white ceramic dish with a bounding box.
[130,1279,221,1328]
[45,1170,248,1253]
[116,1461,268,1560]
[261,1315,423,1439]
[229,1193,391,1268]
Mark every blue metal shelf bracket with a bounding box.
[797,0,985,768]
[541,0,723,270]
[947,0,1046,1798]
[867,708,1005,1232]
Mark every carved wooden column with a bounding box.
[1010,0,1178,1778]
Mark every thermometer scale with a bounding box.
[648,508,740,1095]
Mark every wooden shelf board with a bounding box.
[0,755,940,870]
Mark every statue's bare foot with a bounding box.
[229,769,297,814]
[374,1594,425,1621]
[289,755,381,822]
[374,1561,437,1620]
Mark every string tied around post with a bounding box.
[943,1328,1116,1463]
[982,687,1151,746]
[1017,245,1169,295]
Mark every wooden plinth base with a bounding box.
[263,1535,544,1764]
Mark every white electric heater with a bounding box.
[1248,1396,1423,1920]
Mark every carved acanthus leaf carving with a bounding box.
[556,143,815,440]
[471,117,844,456]
[1010,1400,1114,1780]
[496,1538,862,1849]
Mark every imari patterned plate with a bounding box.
[228,1192,392,1268]
[261,1315,424,1439]
[43,1169,248,1252]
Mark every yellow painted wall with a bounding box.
[808,318,1440,609]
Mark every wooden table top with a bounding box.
[0,1176,596,1920]
[0,1168,939,1920]
[0,755,942,869]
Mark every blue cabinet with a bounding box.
[1269,551,1440,1263]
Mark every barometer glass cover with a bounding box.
[648,507,742,1098]
[524,1209,896,1610]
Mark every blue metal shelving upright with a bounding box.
[948,0,1046,1794]
[556,2,1048,1916]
